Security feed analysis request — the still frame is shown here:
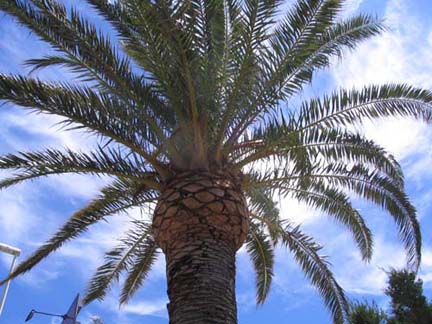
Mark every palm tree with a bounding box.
[0,0,431,323]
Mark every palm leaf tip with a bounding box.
[119,238,159,305]
[83,221,156,306]
[246,223,275,305]
[281,224,349,323]
[309,184,374,261]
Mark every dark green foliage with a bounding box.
[349,300,387,324]
[0,1,431,322]
[349,270,432,324]
[386,269,432,324]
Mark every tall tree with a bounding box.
[0,1,431,323]
[386,269,432,324]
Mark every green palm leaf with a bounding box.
[283,183,373,261]
[235,126,404,188]
[254,214,349,324]
[83,221,155,305]
[0,179,158,286]
[0,147,159,189]
[119,237,159,305]
[0,74,170,169]
[275,14,384,98]
[281,224,349,324]
[246,162,421,270]
[246,222,275,305]
[247,187,281,243]
[297,84,432,130]
[1,0,136,93]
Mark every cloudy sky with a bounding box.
[1,0,432,323]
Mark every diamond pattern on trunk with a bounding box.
[152,171,249,252]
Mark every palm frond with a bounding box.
[0,74,171,170]
[214,0,282,158]
[246,222,275,305]
[119,237,159,305]
[247,174,373,261]
[252,214,349,324]
[247,187,280,223]
[272,0,343,57]
[121,1,197,105]
[1,0,137,94]
[245,162,421,270]
[228,13,385,139]
[223,0,346,147]
[321,164,421,270]
[0,147,160,190]
[297,84,432,131]
[1,0,177,160]
[227,13,384,147]
[190,0,230,130]
[246,186,281,243]
[83,221,154,305]
[85,0,136,41]
[281,223,349,324]
[275,14,384,98]
[235,126,404,189]
[0,179,158,286]
[118,0,213,167]
[282,182,373,261]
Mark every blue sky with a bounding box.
[1,0,432,323]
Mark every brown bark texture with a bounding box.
[152,171,249,324]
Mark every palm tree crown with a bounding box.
[1,0,431,323]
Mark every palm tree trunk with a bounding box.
[153,171,249,324]
[165,237,237,323]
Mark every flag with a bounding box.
[61,294,81,324]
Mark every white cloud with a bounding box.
[0,111,95,152]
[279,196,319,225]
[421,249,432,268]
[19,266,61,288]
[419,248,432,287]
[0,188,34,243]
[333,0,432,89]
[342,0,364,17]
[93,294,168,324]
[334,236,406,295]
[361,118,431,160]
[51,318,62,324]
[121,299,167,317]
